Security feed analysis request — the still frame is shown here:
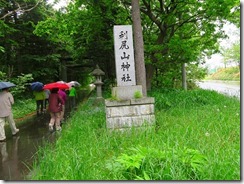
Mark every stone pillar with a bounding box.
[91,65,105,101]
[94,81,103,98]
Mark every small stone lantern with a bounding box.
[91,65,105,100]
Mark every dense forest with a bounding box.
[0,0,240,96]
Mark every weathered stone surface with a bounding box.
[112,85,142,100]
[105,99,130,107]
[105,89,155,130]
[107,115,155,129]
[130,97,155,105]
[106,104,154,118]
[114,25,136,86]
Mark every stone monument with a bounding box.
[105,25,155,130]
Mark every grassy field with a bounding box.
[29,89,240,180]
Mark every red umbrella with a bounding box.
[43,82,70,90]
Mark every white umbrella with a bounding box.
[68,81,80,87]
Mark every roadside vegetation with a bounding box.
[29,89,240,180]
[205,66,240,81]
[13,99,36,119]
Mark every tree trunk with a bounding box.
[131,0,147,96]
[146,64,154,91]
[182,63,187,90]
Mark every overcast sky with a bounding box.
[204,23,240,69]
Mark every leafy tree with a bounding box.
[0,0,63,83]
[134,0,240,90]
[34,0,131,85]
[222,41,240,70]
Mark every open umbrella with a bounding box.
[30,82,43,91]
[57,81,72,89]
[43,82,70,90]
[56,80,67,84]
[0,81,16,90]
[69,81,81,87]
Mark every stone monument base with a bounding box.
[105,97,155,130]
[112,85,142,100]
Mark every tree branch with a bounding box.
[0,0,43,20]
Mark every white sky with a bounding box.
[204,23,240,69]
[47,0,70,9]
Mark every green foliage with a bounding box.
[222,41,240,68]
[151,63,208,89]
[0,71,6,79]
[0,0,63,84]
[0,46,4,53]
[109,95,119,101]
[12,98,36,119]
[206,66,240,81]
[151,88,227,111]
[0,72,33,97]
[10,74,33,97]
[105,146,207,180]
[134,91,143,99]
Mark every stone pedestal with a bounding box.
[112,85,142,100]
[105,97,155,130]
[94,81,103,98]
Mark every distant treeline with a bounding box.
[206,66,240,81]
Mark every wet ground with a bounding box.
[197,80,240,99]
[0,89,91,180]
[0,111,70,180]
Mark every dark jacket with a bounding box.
[48,93,64,113]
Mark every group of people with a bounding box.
[0,84,77,142]
[33,85,77,132]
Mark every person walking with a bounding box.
[58,89,67,122]
[68,85,76,110]
[48,88,64,132]
[33,90,45,115]
[0,88,19,142]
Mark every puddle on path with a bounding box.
[0,113,61,180]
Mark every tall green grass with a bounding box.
[30,89,240,180]
[13,98,36,119]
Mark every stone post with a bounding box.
[91,65,105,100]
